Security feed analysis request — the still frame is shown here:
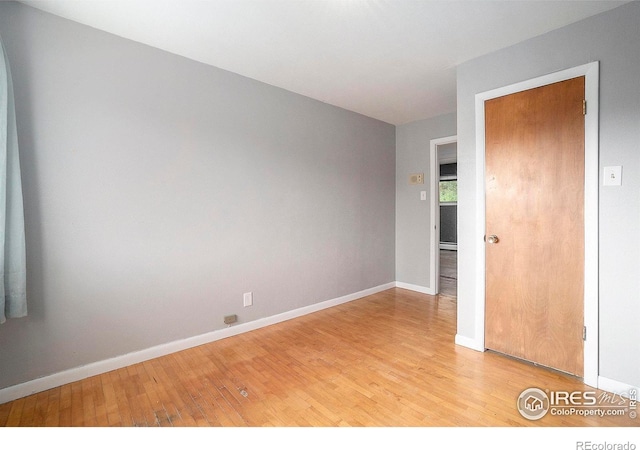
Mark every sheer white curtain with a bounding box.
[0,34,26,324]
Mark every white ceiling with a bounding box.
[18,0,627,125]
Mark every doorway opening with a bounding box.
[429,135,457,299]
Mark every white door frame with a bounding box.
[474,62,599,387]
[429,135,457,295]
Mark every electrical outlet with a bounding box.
[224,314,237,325]
[243,292,253,307]
[409,173,424,185]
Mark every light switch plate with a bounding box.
[603,166,622,186]
[420,191,427,201]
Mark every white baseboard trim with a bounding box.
[395,282,435,295]
[598,376,640,397]
[455,334,485,352]
[0,282,396,405]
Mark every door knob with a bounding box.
[486,235,499,244]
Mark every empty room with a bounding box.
[0,0,639,442]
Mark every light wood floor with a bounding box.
[0,288,636,427]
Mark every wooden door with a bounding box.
[484,77,585,377]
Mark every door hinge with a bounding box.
[583,100,587,115]
[583,326,587,341]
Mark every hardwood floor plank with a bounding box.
[110,369,134,426]
[31,390,49,426]
[101,371,122,426]
[69,381,85,427]
[80,377,97,426]
[4,397,25,427]
[57,384,72,426]
[43,388,61,427]
[0,400,11,427]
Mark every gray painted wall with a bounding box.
[0,2,395,390]
[456,1,640,387]
[396,113,456,289]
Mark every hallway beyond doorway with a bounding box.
[439,249,457,298]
